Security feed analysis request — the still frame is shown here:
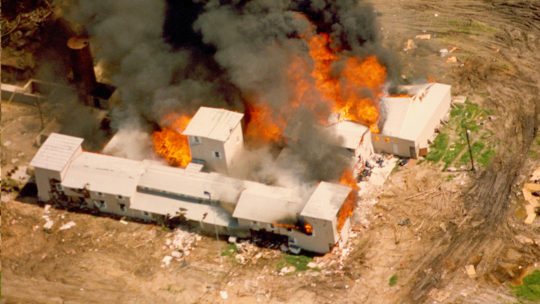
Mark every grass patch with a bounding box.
[478,148,496,167]
[276,254,314,272]
[425,133,449,162]
[442,141,466,169]
[510,270,540,301]
[457,141,485,166]
[426,100,495,170]
[445,174,457,181]
[221,243,239,257]
[389,274,398,286]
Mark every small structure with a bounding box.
[182,107,244,174]
[327,120,373,162]
[372,83,451,158]
[30,133,353,254]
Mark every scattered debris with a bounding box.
[59,221,76,230]
[119,219,128,225]
[446,56,458,63]
[280,266,296,275]
[522,167,540,224]
[439,48,449,57]
[3,140,12,147]
[219,290,228,299]
[404,39,416,51]
[465,264,476,277]
[398,219,410,226]
[452,96,467,104]
[161,255,173,267]
[415,34,431,40]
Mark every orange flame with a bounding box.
[307,33,386,126]
[337,168,358,232]
[152,113,192,167]
[245,103,286,143]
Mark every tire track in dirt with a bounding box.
[403,1,540,302]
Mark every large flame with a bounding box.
[243,20,387,144]
[245,103,286,144]
[337,168,358,232]
[152,113,192,167]
[307,33,386,127]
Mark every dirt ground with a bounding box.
[2,0,539,303]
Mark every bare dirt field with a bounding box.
[2,0,539,303]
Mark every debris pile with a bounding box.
[161,229,200,267]
[522,167,540,224]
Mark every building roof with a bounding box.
[327,120,369,150]
[380,83,451,141]
[130,192,234,227]
[137,163,245,203]
[182,107,244,141]
[61,152,145,197]
[300,182,351,221]
[233,182,304,224]
[30,133,83,172]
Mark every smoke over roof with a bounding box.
[66,0,400,184]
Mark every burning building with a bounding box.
[31,132,354,254]
[373,83,452,158]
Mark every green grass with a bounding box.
[478,148,496,167]
[426,100,496,170]
[389,274,398,286]
[221,243,239,257]
[276,254,314,272]
[442,141,466,169]
[510,270,540,301]
[445,174,457,181]
[457,141,485,165]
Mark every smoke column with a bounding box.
[66,0,400,183]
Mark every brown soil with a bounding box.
[2,1,539,303]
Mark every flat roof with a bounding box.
[131,192,233,227]
[182,107,244,141]
[380,83,451,141]
[30,133,83,172]
[61,152,145,197]
[233,182,304,224]
[300,182,351,221]
[327,120,369,150]
[137,163,245,203]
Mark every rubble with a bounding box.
[465,264,476,277]
[59,221,76,230]
[446,56,458,63]
[219,290,228,299]
[415,34,431,40]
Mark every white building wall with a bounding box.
[416,87,451,151]
[187,122,243,174]
[188,136,227,173]
[223,123,244,170]
[371,134,417,158]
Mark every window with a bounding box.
[192,136,202,144]
[143,211,150,216]
[117,195,126,201]
[55,184,63,191]
[97,192,104,197]
[119,203,126,212]
[213,151,222,159]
